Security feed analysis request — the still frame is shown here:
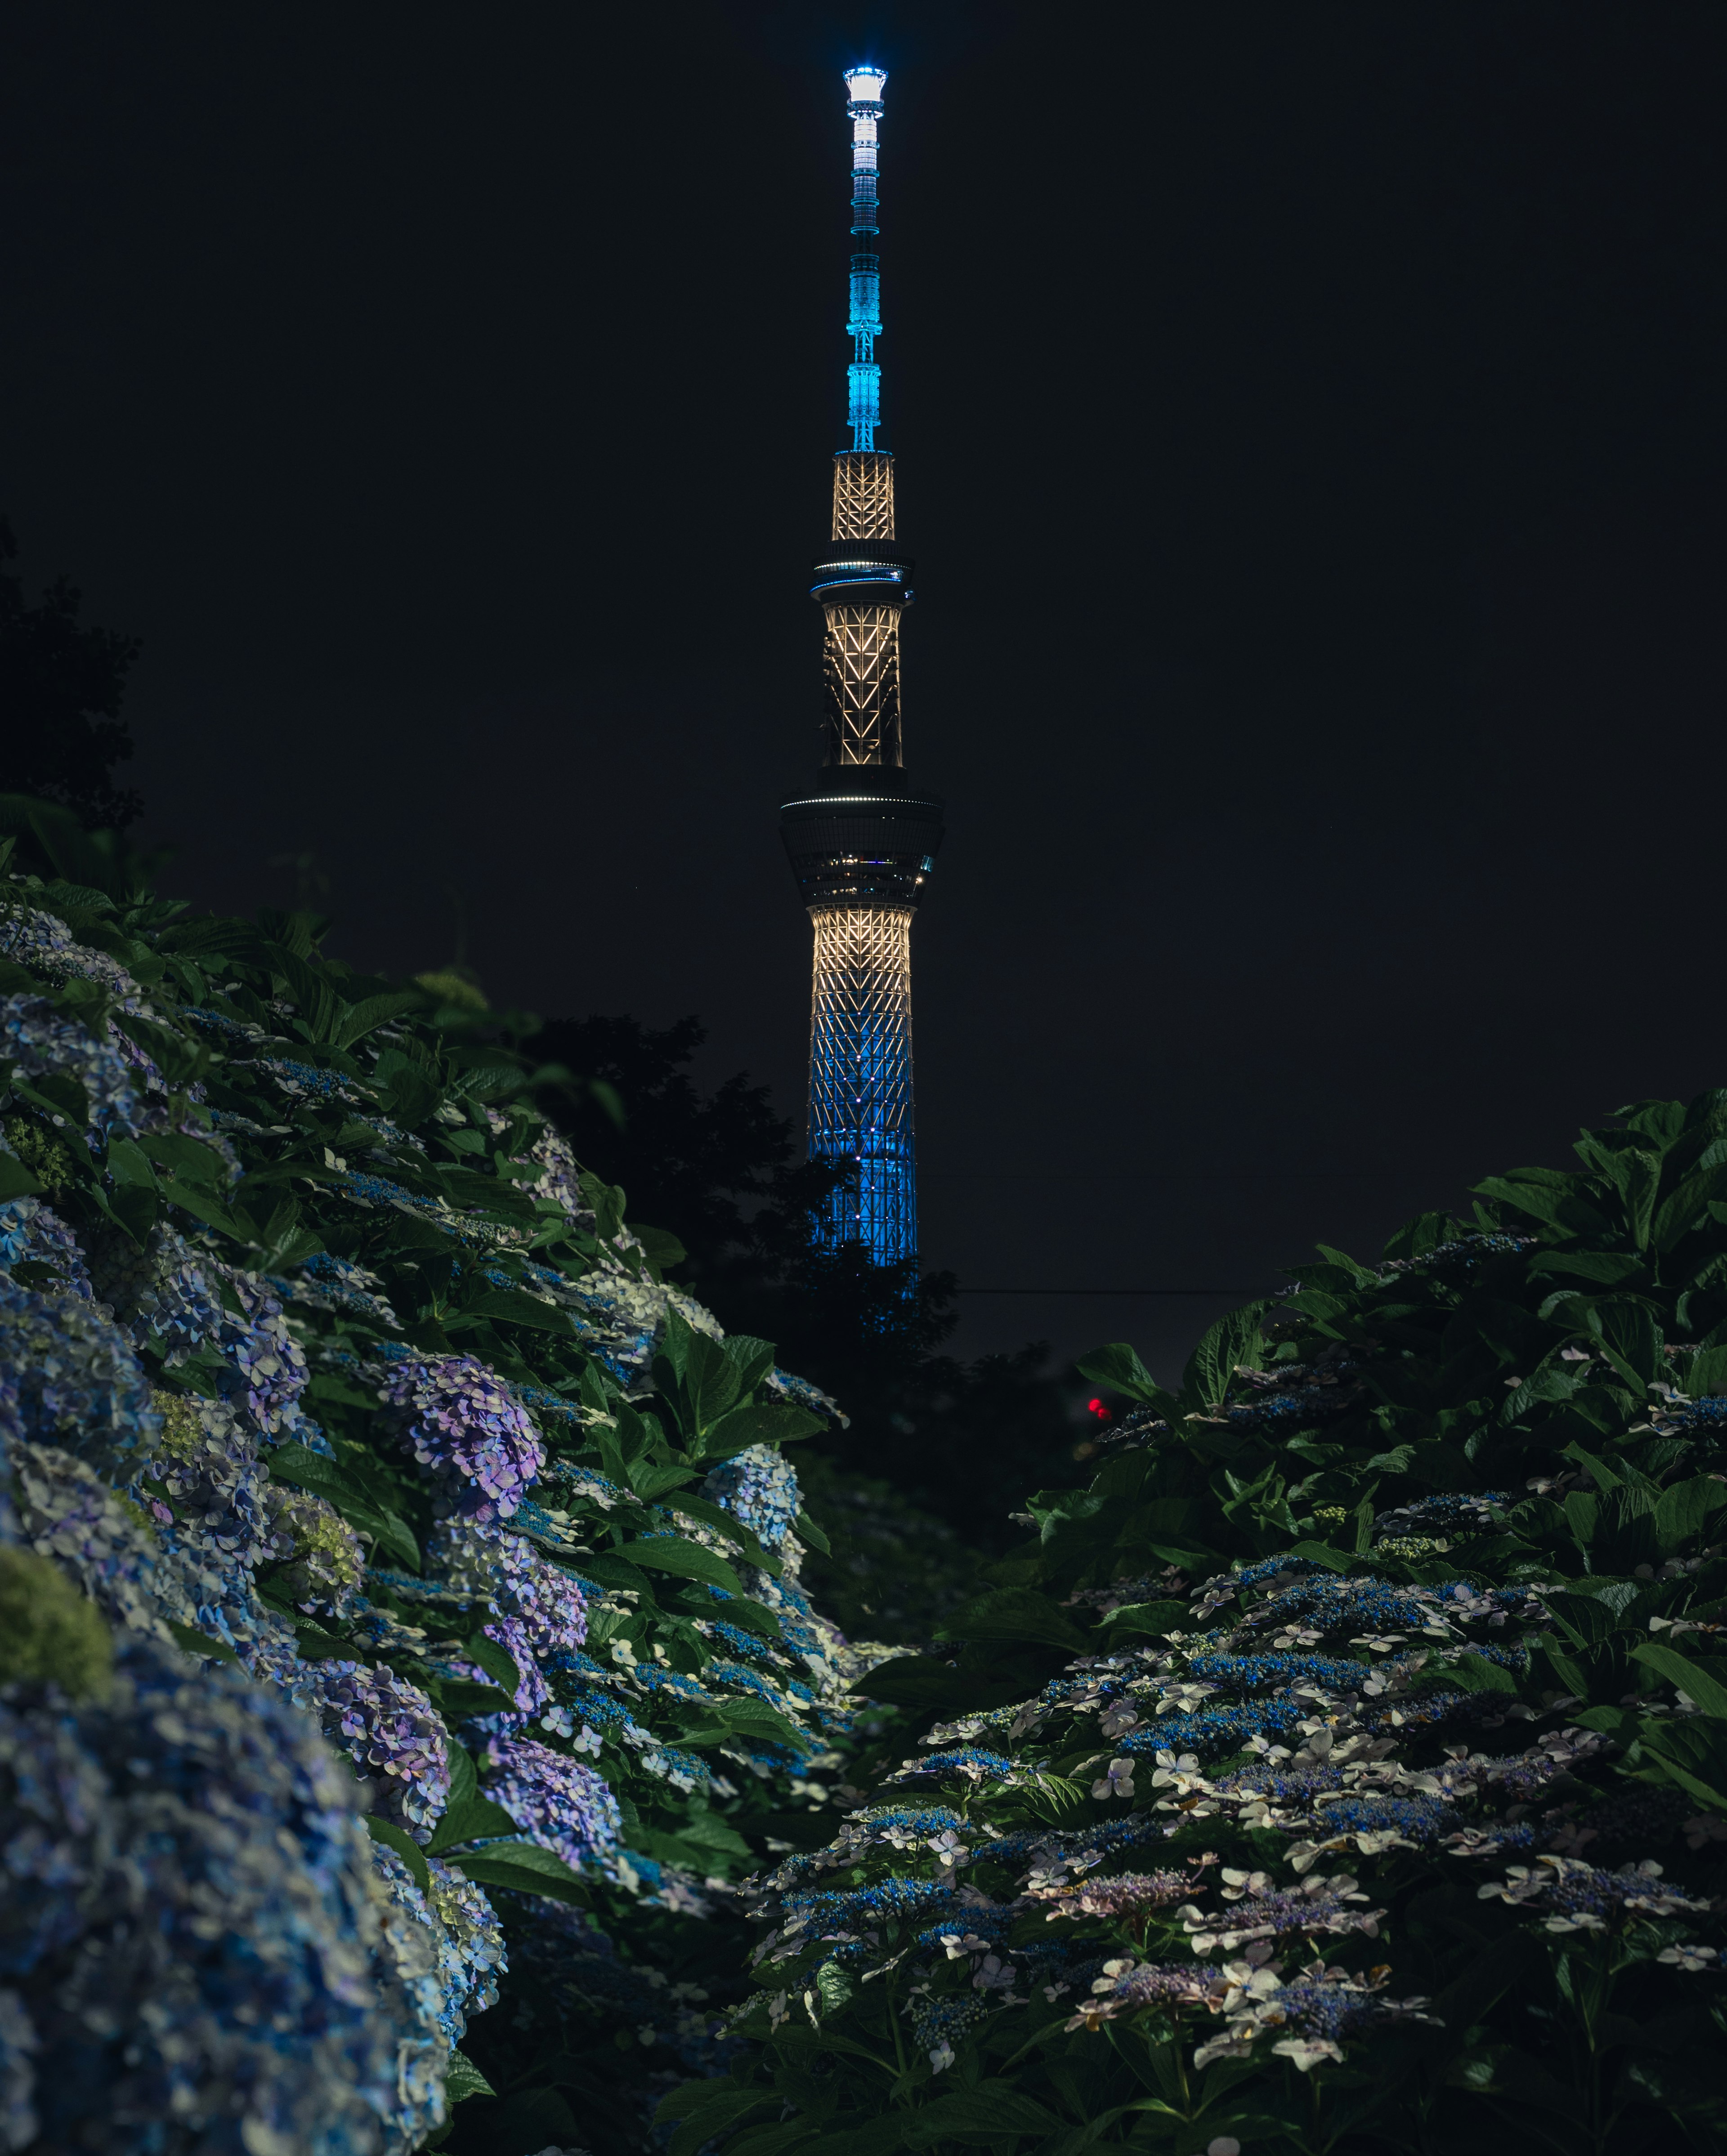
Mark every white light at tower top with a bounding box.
[844,66,887,104]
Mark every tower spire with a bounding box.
[844,65,885,452]
[778,65,945,1271]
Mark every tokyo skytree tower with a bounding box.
[778,65,945,1268]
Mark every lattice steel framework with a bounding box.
[821,603,902,765]
[832,451,895,540]
[808,906,917,1259]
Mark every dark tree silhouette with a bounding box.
[0,517,141,829]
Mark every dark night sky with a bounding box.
[4,1,1723,1377]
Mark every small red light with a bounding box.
[1087,1397,1111,1421]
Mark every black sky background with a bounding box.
[3,1,1723,1377]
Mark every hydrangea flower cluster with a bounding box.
[702,1443,802,1547]
[1029,1870,1193,1923]
[0,881,877,2147]
[1,992,145,1142]
[379,1352,545,1522]
[7,1437,186,1641]
[263,1481,367,1614]
[0,1633,409,2155]
[291,1249,402,1329]
[113,1228,312,1438]
[1477,1855,1713,1933]
[148,1390,270,1566]
[1371,1491,1509,1546]
[425,1858,509,2038]
[0,1197,92,1295]
[364,1844,458,2147]
[0,904,152,1010]
[0,1278,160,1471]
[315,1658,452,1839]
[1190,1960,1436,2073]
[484,1731,623,1870]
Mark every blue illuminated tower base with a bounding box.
[808,905,916,1256]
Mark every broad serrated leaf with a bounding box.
[1074,1341,1167,1405]
[899,2082,1065,2146]
[697,1399,822,1462]
[332,990,423,1052]
[619,1535,744,1596]
[721,1332,779,1394]
[433,1676,517,1721]
[0,1154,42,1201]
[443,2048,495,2104]
[1182,1302,1271,1412]
[461,1633,522,1696]
[454,1839,589,1904]
[668,1492,782,1575]
[167,1620,238,1663]
[424,1791,523,1855]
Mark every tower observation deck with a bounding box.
[779,65,944,1268]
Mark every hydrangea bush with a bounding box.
[0,805,889,2154]
[690,1097,1727,2155]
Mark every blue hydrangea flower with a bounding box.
[0,1279,160,1472]
[0,906,152,1010]
[0,1632,413,2155]
[702,1444,802,1547]
[0,1198,93,1298]
[0,992,145,1143]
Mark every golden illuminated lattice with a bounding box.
[821,603,902,765]
[807,905,916,1261]
[832,452,896,541]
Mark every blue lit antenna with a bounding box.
[844,66,886,450]
[778,64,946,1272]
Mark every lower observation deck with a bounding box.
[778,765,945,910]
[809,540,915,607]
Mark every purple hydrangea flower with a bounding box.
[483,1732,621,1871]
[518,1126,588,1222]
[380,1354,544,1522]
[8,1439,186,1640]
[103,1230,310,1439]
[315,1658,452,1841]
[431,1519,587,1716]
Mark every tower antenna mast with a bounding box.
[779,65,945,1268]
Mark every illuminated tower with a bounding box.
[779,64,944,1268]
